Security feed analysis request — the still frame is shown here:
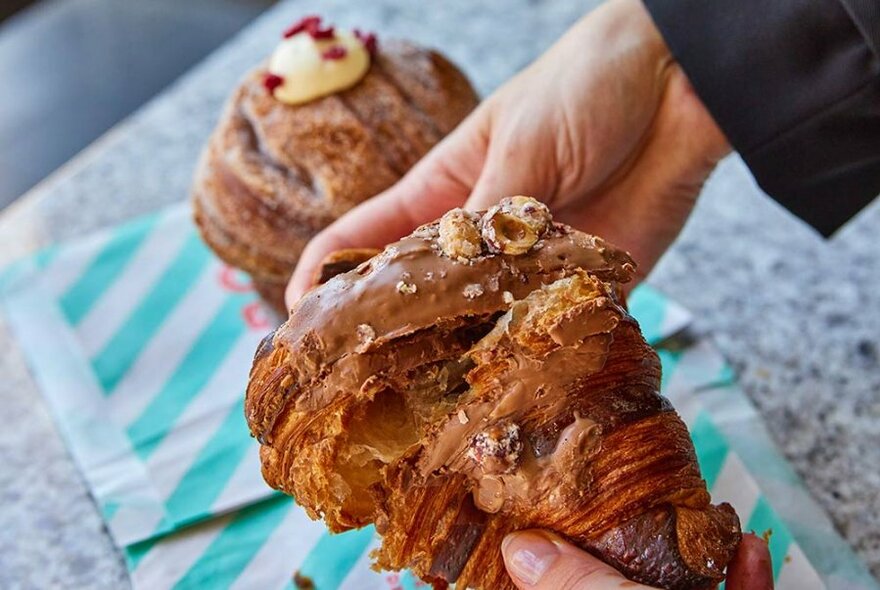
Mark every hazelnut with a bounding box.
[438,208,483,261]
[505,195,552,234]
[480,196,551,256]
[467,422,523,474]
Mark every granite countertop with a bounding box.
[1,0,878,587]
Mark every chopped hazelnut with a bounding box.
[505,195,552,234]
[481,209,537,255]
[396,281,418,295]
[412,224,439,240]
[467,422,523,473]
[438,208,483,261]
[502,291,515,304]
[480,196,551,256]
[355,323,376,353]
[463,283,484,299]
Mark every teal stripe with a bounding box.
[101,501,120,521]
[656,348,682,391]
[298,527,377,589]
[0,259,30,294]
[59,215,157,325]
[92,233,212,393]
[690,411,729,490]
[1,247,54,296]
[401,570,431,589]
[746,496,793,581]
[172,496,292,590]
[126,293,252,459]
[126,536,161,570]
[163,399,253,523]
[127,512,178,569]
[628,285,667,345]
[34,245,58,269]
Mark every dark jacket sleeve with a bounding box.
[642,0,880,236]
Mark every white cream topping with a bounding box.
[267,29,370,105]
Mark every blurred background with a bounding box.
[0,0,275,210]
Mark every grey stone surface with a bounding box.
[0,0,877,587]
[0,315,130,589]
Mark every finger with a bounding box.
[726,533,774,590]
[465,130,558,211]
[502,530,656,590]
[463,96,562,211]
[285,109,489,306]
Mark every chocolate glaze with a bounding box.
[280,224,630,358]
[251,224,634,441]
[417,273,628,513]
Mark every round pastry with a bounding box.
[192,16,479,313]
[245,196,741,590]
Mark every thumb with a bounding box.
[465,132,559,211]
[502,530,655,590]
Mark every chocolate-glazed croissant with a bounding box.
[245,197,741,589]
[192,18,478,314]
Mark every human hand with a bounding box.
[501,530,773,590]
[287,0,729,306]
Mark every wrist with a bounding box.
[587,0,671,67]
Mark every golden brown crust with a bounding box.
[192,39,478,310]
[245,200,740,589]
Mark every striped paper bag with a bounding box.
[2,204,875,589]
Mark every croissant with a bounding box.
[192,16,478,313]
[245,197,741,589]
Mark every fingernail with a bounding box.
[502,531,561,586]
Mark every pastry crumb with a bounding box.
[458,409,469,424]
[396,281,418,295]
[292,571,315,590]
[463,283,484,299]
[356,323,376,352]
